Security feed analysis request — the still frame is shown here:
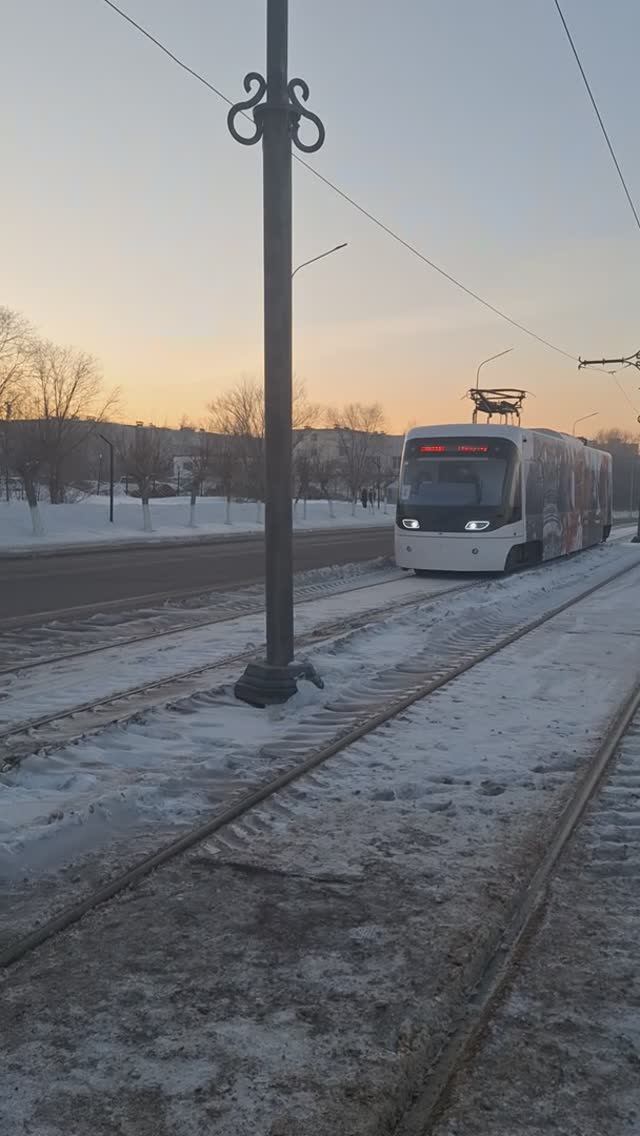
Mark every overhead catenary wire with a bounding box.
[611,375,639,415]
[99,0,577,364]
[99,1,638,412]
[552,2,640,415]
[553,0,640,234]
[101,0,235,107]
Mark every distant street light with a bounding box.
[292,242,348,279]
[3,401,12,503]
[476,348,514,389]
[98,432,115,523]
[572,411,598,436]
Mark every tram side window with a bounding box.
[526,460,544,516]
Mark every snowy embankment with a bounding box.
[1,499,634,557]
[0,495,392,555]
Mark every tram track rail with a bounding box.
[1,531,636,770]
[2,546,639,972]
[2,522,635,678]
[0,561,401,676]
[419,698,640,1135]
[394,683,640,1136]
[0,574,475,772]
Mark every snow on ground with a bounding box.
[0,572,458,732]
[1,540,639,885]
[0,495,391,553]
[1,499,635,557]
[2,557,640,1136]
[431,732,640,1136]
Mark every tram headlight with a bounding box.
[465,520,490,532]
[402,518,420,530]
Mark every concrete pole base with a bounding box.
[235,659,324,708]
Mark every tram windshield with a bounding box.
[398,436,520,525]
[400,457,507,507]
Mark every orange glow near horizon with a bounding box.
[3,2,639,446]
[101,338,631,440]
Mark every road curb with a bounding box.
[0,524,393,562]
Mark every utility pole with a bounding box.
[228,0,325,705]
[578,351,640,541]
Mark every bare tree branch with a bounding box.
[8,416,47,533]
[29,340,119,502]
[185,429,214,526]
[117,426,172,532]
[0,306,35,412]
[207,378,322,501]
[328,402,386,508]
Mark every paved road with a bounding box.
[0,527,394,621]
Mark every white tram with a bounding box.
[395,424,612,574]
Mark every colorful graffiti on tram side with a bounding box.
[525,433,611,559]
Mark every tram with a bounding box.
[395,424,612,574]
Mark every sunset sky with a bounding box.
[2,0,640,435]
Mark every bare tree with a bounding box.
[187,430,213,528]
[291,382,322,450]
[0,306,34,411]
[10,416,46,534]
[293,451,312,520]
[207,378,321,515]
[211,435,238,525]
[312,453,339,518]
[30,340,117,502]
[118,427,172,532]
[594,429,640,514]
[329,403,386,515]
[208,381,263,512]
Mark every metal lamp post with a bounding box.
[98,432,115,523]
[572,411,598,436]
[3,401,12,503]
[229,0,326,706]
[476,348,513,389]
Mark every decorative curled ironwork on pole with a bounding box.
[227,72,325,154]
[227,72,268,145]
[287,78,325,153]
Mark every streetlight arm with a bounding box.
[572,412,598,435]
[476,348,513,389]
[292,242,348,279]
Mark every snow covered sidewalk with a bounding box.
[2,555,640,1136]
[0,495,392,556]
